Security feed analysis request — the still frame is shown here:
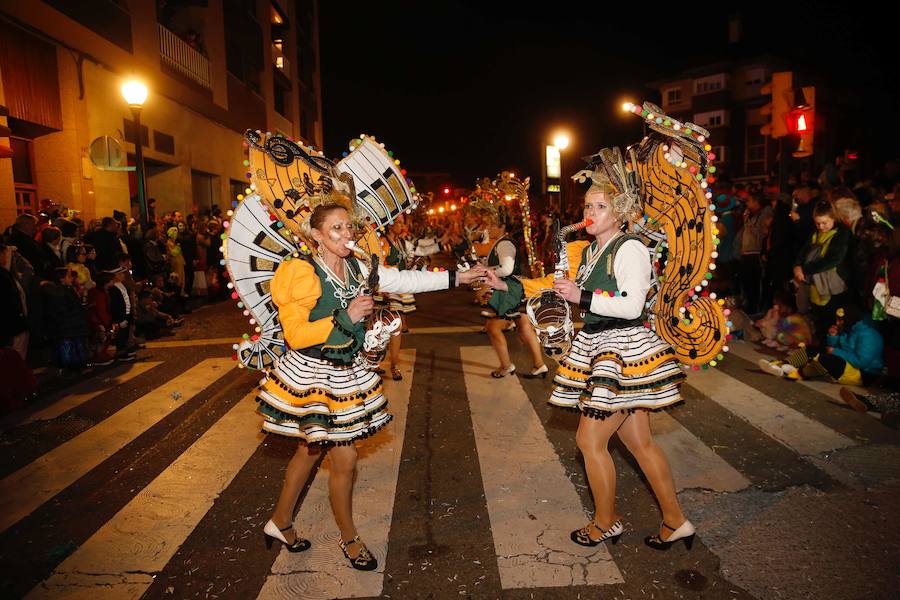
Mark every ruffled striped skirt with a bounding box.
[385,292,416,314]
[551,325,685,417]
[256,350,391,444]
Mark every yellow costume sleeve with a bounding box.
[270,259,334,349]
[519,241,589,297]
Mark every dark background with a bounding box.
[319,1,898,191]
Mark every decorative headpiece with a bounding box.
[572,147,642,223]
[244,131,419,244]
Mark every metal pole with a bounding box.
[131,106,149,230]
[558,149,564,213]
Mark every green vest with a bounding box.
[577,234,642,325]
[385,237,407,270]
[487,236,521,277]
[308,258,364,342]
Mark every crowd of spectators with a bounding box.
[711,171,900,399]
[0,202,229,411]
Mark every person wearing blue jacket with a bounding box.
[759,306,883,386]
[818,313,884,385]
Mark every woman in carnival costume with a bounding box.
[379,215,415,380]
[230,132,487,570]
[483,148,696,551]
[475,201,548,379]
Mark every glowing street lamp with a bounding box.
[553,133,570,150]
[121,79,150,229]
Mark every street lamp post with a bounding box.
[553,133,570,212]
[121,80,149,231]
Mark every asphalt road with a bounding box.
[1,285,898,600]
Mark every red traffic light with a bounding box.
[795,114,808,132]
[787,109,810,134]
[442,187,451,195]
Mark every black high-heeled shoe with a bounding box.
[570,519,623,547]
[264,519,311,552]
[644,520,695,550]
[339,535,378,571]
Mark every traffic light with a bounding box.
[791,86,815,158]
[442,186,451,196]
[760,71,793,138]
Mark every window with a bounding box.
[747,144,765,162]
[745,67,765,86]
[694,74,726,95]
[712,146,726,163]
[664,88,683,106]
[693,110,727,128]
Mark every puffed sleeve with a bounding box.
[271,259,335,349]
[585,239,650,319]
[357,259,451,294]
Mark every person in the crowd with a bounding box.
[0,242,28,358]
[143,227,168,278]
[751,290,813,349]
[793,199,853,342]
[105,266,136,361]
[92,217,123,271]
[6,214,46,277]
[177,220,197,297]
[39,226,65,278]
[85,271,117,366]
[165,226,186,297]
[759,306,883,385]
[40,267,90,369]
[57,218,79,263]
[66,244,94,302]
[738,192,772,315]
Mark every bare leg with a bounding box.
[386,332,401,371]
[272,443,323,543]
[328,443,364,557]
[616,410,686,538]
[516,317,545,370]
[486,318,512,370]
[575,412,628,530]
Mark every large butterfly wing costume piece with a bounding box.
[223,131,419,370]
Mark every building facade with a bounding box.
[649,58,792,183]
[0,0,322,226]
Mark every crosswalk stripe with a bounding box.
[460,346,624,589]
[26,391,262,600]
[686,363,856,456]
[726,341,871,405]
[256,350,417,600]
[650,411,751,492]
[19,362,164,425]
[0,357,233,534]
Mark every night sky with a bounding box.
[318,2,898,192]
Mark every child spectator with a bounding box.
[40,267,90,369]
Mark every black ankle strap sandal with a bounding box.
[339,535,378,571]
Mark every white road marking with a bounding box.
[461,346,624,589]
[726,340,871,405]
[686,364,856,456]
[19,362,163,425]
[256,350,417,600]
[26,392,262,600]
[650,411,750,492]
[0,358,233,533]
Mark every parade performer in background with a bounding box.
[473,200,547,378]
[380,215,415,380]
[223,132,486,571]
[484,103,729,551]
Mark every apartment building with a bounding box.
[649,58,789,182]
[0,0,322,225]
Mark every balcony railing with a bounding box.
[158,24,211,90]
